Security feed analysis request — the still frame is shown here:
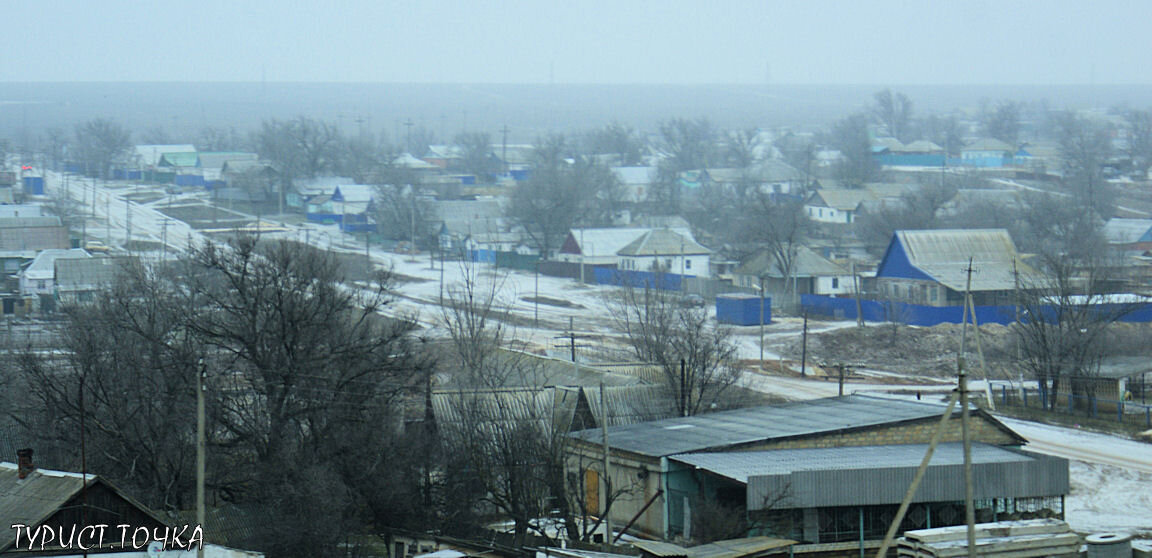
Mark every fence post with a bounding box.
[1002,385,1007,406]
[1068,394,1074,412]
[1146,407,1150,428]
[1091,396,1096,418]
[1117,401,1123,423]
[1023,388,1028,407]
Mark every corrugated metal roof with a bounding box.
[585,385,679,426]
[671,443,1031,483]
[567,228,651,258]
[896,140,943,153]
[963,138,1014,152]
[896,229,1031,292]
[632,541,688,557]
[159,152,200,168]
[685,537,796,558]
[56,256,129,290]
[617,229,710,256]
[807,189,877,211]
[0,462,167,552]
[570,395,982,457]
[21,249,89,280]
[749,159,802,183]
[135,144,197,167]
[431,387,581,433]
[1103,218,1152,244]
[733,246,848,279]
[0,462,90,551]
[198,152,258,171]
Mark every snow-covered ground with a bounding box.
[43,170,1152,536]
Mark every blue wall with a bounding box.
[592,268,683,291]
[876,154,946,167]
[802,294,1152,326]
[174,174,205,186]
[716,294,770,325]
[875,234,935,282]
[22,176,45,195]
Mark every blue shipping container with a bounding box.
[22,176,45,195]
[716,294,770,326]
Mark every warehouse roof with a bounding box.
[671,443,1033,483]
[570,395,1019,457]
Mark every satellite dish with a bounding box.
[147,541,165,558]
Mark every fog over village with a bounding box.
[1,3,1151,558]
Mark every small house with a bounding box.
[960,138,1015,168]
[616,229,711,278]
[732,246,853,300]
[804,189,877,224]
[875,229,1033,306]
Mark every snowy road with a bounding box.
[996,417,1152,474]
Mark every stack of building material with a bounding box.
[897,519,1080,558]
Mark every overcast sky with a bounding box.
[2,0,1149,84]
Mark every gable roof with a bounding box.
[749,159,803,183]
[570,394,1024,457]
[617,229,710,257]
[56,256,130,291]
[734,246,848,279]
[895,140,944,153]
[806,189,876,211]
[198,151,259,172]
[21,249,90,280]
[135,144,197,167]
[963,138,1014,153]
[0,462,167,552]
[563,228,651,258]
[158,152,200,168]
[1102,218,1152,244]
[879,229,1031,292]
[612,166,657,185]
[0,216,68,251]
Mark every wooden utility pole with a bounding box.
[959,258,977,558]
[758,276,766,366]
[600,383,612,551]
[196,361,206,558]
[837,363,845,396]
[852,261,864,328]
[800,313,809,377]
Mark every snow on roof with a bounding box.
[611,166,656,185]
[807,189,877,210]
[198,152,258,171]
[963,138,1015,152]
[895,140,944,153]
[567,228,651,258]
[21,249,90,280]
[393,153,440,169]
[617,228,710,257]
[1103,218,1152,244]
[135,144,196,167]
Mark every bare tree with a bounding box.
[585,122,644,166]
[979,100,1023,146]
[830,112,876,186]
[1124,109,1152,177]
[607,283,742,417]
[453,131,499,182]
[1015,252,1134,410]
[197,125,246,152]
[922,113,964,156]
[725,128,762,168]
[1055,111,1113,217]
[508,135,621,257]
[738,194,811,309]
[73,118,131,178]
[873,89,914,142]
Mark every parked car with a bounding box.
[681,294,706,307]
[84,241,110,254]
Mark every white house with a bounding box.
[804,189,876,224]
[616,229,711,277]
[610,166,657,203]
[18,249,90,297]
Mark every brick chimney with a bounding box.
[16,448,34,479]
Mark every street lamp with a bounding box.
[752,277,766,367]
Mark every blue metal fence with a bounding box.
[802,295,1152,327]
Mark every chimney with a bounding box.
[16,448,34,479]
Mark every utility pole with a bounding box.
[534,261,540,328]
[959,258,977,558]
[125,197,131,252]
[800,313,809,377]
[758,276,766,366]
[837,363,845,396]
[161,219,169,260]
[501,125,510,176]
[852,261,864,328]
[600,382,612,551]
[403,118,415,154]
[196,360,207,558]
[569,316,577,362]
[680,358,688,417]
[105,194,110,243]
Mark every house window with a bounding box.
[831,277,839,289]
[666,258,673,269]
[685,259,692,270]
[930,287,938,302]
[37,280,45,289]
